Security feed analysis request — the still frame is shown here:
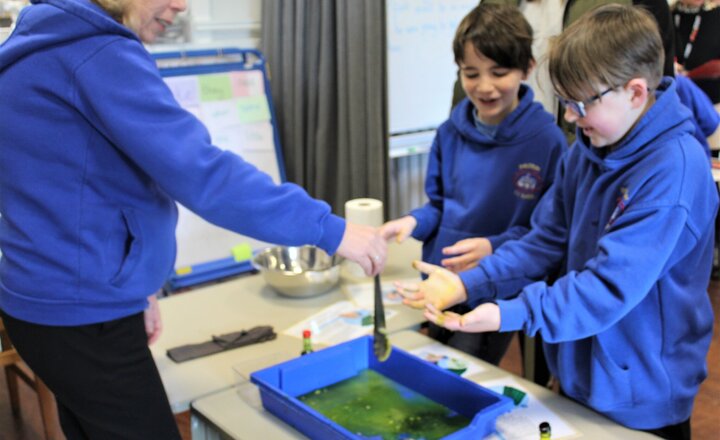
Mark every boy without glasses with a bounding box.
[398,5,717,438]
[379,4,565,364]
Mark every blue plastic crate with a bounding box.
[250,335,513,439]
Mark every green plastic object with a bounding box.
[231,243,253,262]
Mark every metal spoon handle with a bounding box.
[374,275,386,329]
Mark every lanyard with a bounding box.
[675,13,702,65]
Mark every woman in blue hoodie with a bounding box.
[379,4,566,365]
[0,0,387,437]
[401,5,717,439]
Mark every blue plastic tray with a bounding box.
[250,335,513,439]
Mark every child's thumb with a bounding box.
[396,228,411,243]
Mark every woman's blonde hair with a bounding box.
[90,0,128,26]
[548,4,663,101]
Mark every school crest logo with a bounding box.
[513,163,543,200]
[604,186,630,231]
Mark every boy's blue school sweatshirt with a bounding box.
[0,0,345,326]
[410,86,566,265]
[459,78,717,428]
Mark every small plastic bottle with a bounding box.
[301,329,314,355]
[539,421,551,439]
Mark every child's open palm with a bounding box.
[441,237,493,273]
[379,216,417,243]
[424,302,501,333]
[394,260,467,310]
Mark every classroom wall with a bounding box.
[0,0,261,48]
[147,0,262,51]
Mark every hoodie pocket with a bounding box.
[108,209,141,287]
[586,336,633,411]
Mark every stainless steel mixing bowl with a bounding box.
[251,245,343,297]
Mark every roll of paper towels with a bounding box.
[344,198,384,227]
[344,198,384,278]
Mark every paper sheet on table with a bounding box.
[408,342,486,377]
[283,301,397,346]
[480,377,579,440]
[344,278,415,309]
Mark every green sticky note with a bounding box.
[362,314,373,327]
[231,243,253,262]
[199,74,233,102]
[503,386,527,406]
[237,96,271,123]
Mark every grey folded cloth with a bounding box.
[167,325,277,363]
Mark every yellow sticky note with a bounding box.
[176,266,193,275]
[232,243,253,262]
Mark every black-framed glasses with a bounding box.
[557,86,616,118]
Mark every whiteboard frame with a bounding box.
[153,48,286,289]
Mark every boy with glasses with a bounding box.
[397,5,716,439]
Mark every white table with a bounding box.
[189,330,659,440]
[151,240,425,413]
[710,158,720,183]
[712,167,720,183]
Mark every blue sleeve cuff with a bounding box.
[316,214,346,255]
[459,266,492,306]
[497,298,529,332]
[487,235,502,253]
[488,225,529,252]
[409,209,433,241]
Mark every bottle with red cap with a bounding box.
[301,329,314,355]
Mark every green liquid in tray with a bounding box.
[298,369,471,440]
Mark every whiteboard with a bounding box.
[158,51,285,269]
[386,0,477,137]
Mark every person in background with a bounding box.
[675,74,720,158]
[672,0,720,105]
[400,5,716,439]
[0,0,387,438]
[675,71,720,282]
[380,4,565,366]
[672,0,720,280]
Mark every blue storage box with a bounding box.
[250,335,513,439]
